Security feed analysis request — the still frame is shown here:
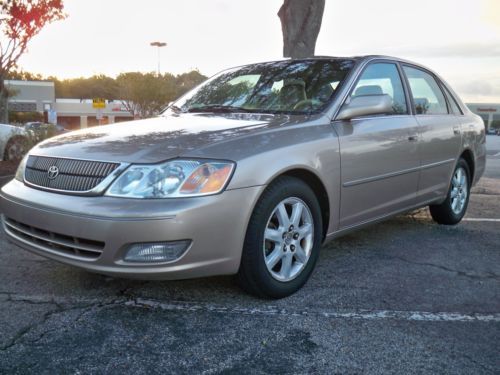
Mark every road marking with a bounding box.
[493,152,500,157]
[463,218,500,222]
[128,298,500,323]
[4,294,500,323]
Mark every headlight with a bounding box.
[15,154,29,181]
[105,159,235,198]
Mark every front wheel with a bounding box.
[237,176,323,298]
[4,136,27,161]
[429,158,471,225]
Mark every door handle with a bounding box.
[408,135,418,142]
[453,126,461,135]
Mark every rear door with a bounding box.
[334,62,420,229]
[402,66,462,203]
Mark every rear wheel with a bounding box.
[237,176,322,298]
[429,158,470,225]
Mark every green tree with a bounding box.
[54,74,118,100]
[175,70,207,97]
[117,72,177,118]
[0,0,65,122]
[7,69,45,81]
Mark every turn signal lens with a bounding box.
[180,164,233,195]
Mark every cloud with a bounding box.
[381,42,500,59]
[453,78,500,102]
[457,79,500,96]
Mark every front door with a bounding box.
[334,62,420,229]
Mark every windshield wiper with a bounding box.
[187,105,254,113]
[169,104,183,112]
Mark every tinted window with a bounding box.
[351,63,408,115]
[403,66,448,115]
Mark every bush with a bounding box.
[9,111,44,124]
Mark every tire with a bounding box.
[4,136,27,162]
[429,158,471,225]
[237,176,323,299]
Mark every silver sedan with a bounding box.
[0,56,486,298]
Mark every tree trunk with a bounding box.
[0,78,9,123]
[278,0,325,59]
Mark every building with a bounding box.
[6,79,133,129]
[6,79,55,113]
[55,99,133,129]
[466,103,500,131]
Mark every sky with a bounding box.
[15,0,500,103]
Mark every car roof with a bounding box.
[230,55,430,71]
[232,55,440,81]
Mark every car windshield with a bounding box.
[170,59,355,115]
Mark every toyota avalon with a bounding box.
[0,56,486,298]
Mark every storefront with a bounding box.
[466,103,500,131]
[6,80,133,129]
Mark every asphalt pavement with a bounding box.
[0,137,499,374]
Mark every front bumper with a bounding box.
[0,179,263,280]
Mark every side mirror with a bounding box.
[336,94,393,121]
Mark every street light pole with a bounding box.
[150,41,167,76]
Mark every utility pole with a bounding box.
[150,41,167,76]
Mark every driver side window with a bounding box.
[351,63,408,115]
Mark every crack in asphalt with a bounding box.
[0,292,121,352]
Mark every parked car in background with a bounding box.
[0,123,28,161]
[0,56,486,298]
[25,122,67,135]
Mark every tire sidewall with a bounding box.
[244,177,323,298]
[5,137,26,161]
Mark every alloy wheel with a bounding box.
[450,167,468,215]
[263,197,314,282]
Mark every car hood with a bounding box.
[31,112,301,163]
[0,123,25,137]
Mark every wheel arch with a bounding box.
[276,168,330,241]
[460,148,475,183]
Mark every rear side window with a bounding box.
[442,85,463,115]
[403,66,448,115]
[351,63,408,115]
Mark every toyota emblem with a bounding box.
[47,165,59,180]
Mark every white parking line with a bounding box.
[6,294,500,323]
[129,298,500,323]
[463,218,500,222]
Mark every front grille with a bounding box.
[3,216,105,260]
[25,155,119,192]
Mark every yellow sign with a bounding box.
[92,98,106,109]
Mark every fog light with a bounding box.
[124,240,191,263]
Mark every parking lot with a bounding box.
[0,136,499,374]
